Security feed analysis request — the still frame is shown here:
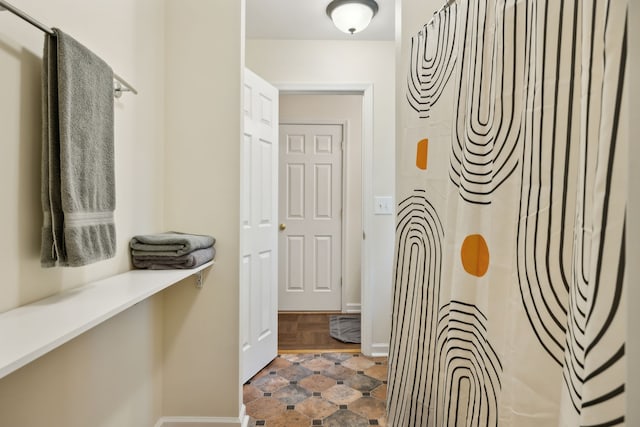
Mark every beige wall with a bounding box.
[280,94,363,311]
[0,297,164,427]
[246,39,395,354]
[0,0,245,425]
[0,0,166,426]
[163,0,243,420]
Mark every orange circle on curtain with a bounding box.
[416,138,428,170]
[461,234,490,277]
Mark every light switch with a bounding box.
[374,196,394,215]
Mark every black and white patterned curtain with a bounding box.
[389,0,627,425]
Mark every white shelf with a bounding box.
[0,261,214,380]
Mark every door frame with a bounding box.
[277,83,375,356]
[278,120,348,312]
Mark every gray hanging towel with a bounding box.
[41,28,116,267]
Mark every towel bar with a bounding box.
[0,0,138,97]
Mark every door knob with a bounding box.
[279,223,287,231]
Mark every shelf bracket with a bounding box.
[194,271,204,289]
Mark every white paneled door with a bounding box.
[240,69,278,383]
[279,124,343,311]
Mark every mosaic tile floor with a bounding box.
[244,353,388,426]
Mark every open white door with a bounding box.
[240,69,279,383]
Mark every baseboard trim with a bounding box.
[344,303,362,314]
[370,342,389,357]
[156,405,248,427]
[155,417,240,427]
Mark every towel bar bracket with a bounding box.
[0,0,138,97]
[194,271,204,289]
[113,81,133,99]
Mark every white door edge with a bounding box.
[277,83,375,356]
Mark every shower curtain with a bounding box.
[389,0,627,426]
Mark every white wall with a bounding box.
[280,93,363,312]
[0,0,166,425]
[246,39,395,354]
[0,0,249,424]
[163,0,243,420]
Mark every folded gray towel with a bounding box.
[41,29,115,267]
[132,247,216,270]
[130,232,216,256]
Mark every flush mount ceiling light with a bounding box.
[326,0,379,35]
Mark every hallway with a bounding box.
[278,313,360,352]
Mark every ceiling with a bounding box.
[245,0,396,41]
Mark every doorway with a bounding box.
[277,92,364,352]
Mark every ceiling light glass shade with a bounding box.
[326,0,379,34]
